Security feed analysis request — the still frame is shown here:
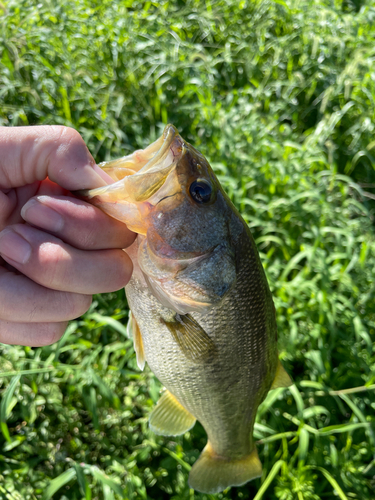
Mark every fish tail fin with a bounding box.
[188,442,262,494]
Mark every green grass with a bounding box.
[0,0,375,498]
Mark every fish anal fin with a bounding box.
[149,390,196,436]
[271,360,293,390]
[189,442,262,494]
[127,311,146,371]
[163,313,216,362]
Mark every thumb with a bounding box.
[0,125,112,190]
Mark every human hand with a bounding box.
[0,126,135,346]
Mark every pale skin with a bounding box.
[0,126,136,346]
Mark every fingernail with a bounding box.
[0,229,32,264]
[21,198,64,232]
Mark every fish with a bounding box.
[77,124,292,494]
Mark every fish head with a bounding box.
[78,125,244,314]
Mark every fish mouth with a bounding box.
[131,124,181,179]
[73,125,186,234]
[76,125,183,200]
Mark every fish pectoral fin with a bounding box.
[189,442,262,494]
[271,360,293,390]
[127,311,146,371]
[162,313,216,362]
[149,390,196,436]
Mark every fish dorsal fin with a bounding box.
[149,390,196,436]
[162,313,216,362]
[127,311,146,371]
[271,360,293,390]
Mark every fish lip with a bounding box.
[136,124,181,176]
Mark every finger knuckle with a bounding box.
[77,225,97,250]
[50,125,82,145]
[37,242,66,289]
[59,126,84,146]
[48,126,88,165]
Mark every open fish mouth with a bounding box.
[78,124,183,201]
[74,125,185,234]
[101,124,182,180]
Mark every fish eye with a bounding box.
[189,179,213,204]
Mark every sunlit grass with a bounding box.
[0,0,374,498]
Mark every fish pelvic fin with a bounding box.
[189,442,262,494]
[149,390,196,436]
[127,311,146,371]
[270,360,293,390]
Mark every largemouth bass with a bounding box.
[78,125,292,494]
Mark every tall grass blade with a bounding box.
[306,466,349,500]
[0,374,20,443]
[253,460,285,500]
[41,468,76,500]
[85,465,124,497]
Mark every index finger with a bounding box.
[0,125,112,190]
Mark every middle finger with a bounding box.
[0,224,133,294]
[21,195,136,250]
